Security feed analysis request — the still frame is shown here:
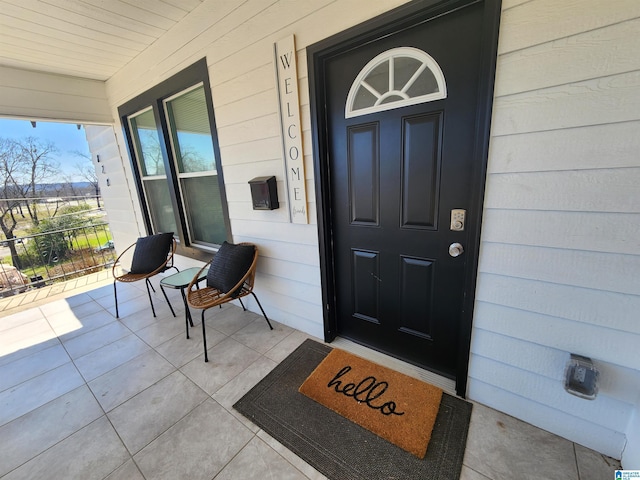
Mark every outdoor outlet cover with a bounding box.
[564,354,599,400]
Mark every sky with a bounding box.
[0,119,93,183]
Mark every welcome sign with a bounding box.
[274,35,308,224]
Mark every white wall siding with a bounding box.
[0,67,111,124]
[467,380,627,455]
[488,122,640,173]
[476,273,640,336]
[495,18,640,96]
[468,0,640,460]
[498,0,640,55]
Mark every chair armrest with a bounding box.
[112,242,137,278]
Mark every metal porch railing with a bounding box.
[0,222,116,298]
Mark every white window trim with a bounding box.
[178,171,217,179]
[345,47,447,119]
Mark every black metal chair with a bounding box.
[112,232,178,318]
[186,242,272,362]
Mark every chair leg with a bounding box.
[113,281,119,319]
[201,310,209,362]
[250,292,273,330]
[145,278,157,317]
[160,285,176,317]
[238,297,246,311]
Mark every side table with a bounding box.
[160,267,208,339]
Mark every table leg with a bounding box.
[180,288,194,339]
[159,284,176,317]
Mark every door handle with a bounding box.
[449,243,464,257]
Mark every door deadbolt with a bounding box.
[450,209,466,231]
[449,243,464,257]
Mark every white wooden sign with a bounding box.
[274,35,308,224]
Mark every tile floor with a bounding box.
[0,275,621,480]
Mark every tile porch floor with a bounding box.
[0,275,621,480]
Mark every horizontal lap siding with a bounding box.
[476,273,640,335]
[481,210,640,254]
[489,122,640,172]
[484,169,640,212]
[103,0,410,340]
[469,0,640,459]
[468,380,627,452]
[497,0,640,55]
[492,71,640,135]
[0,67,112,124]
[471,329,640,404]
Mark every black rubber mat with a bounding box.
[234,339,472,480]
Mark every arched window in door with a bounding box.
[345,47,447,118]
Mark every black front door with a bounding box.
[317,1,495,382]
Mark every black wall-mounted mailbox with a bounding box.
[249,176,279,210]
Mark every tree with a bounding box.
[138,129,166,175]
[29,204,92,265]
[0,138,23,267]
[0,137,60,267]
[179,144,210,173]
[13,137,60,226]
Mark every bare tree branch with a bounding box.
[12,137,60,226]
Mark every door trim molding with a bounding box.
[307,0,501,397]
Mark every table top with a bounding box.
[160,267,208,289]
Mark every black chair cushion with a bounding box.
[129,232,174,274]
[206,242,255,297]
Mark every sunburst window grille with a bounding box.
[345,47,447,118]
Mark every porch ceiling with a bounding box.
[0,0,205,81]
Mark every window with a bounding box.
[345,47,447,118]
[119,59,229,253]
[128,107,179,236]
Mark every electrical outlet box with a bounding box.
[564,354,599,400]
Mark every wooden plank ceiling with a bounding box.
[0,0,205,81]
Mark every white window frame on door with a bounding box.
[345,47,447,119]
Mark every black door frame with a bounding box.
[307,0,501,397]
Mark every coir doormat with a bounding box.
[299,347,443,458]
[233,339,472,480]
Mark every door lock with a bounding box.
[450,209,466,231]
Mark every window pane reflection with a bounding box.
[165,86,216,174]
[130,109,165,176]
[143,179,178,234]
[180,176,227,245]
